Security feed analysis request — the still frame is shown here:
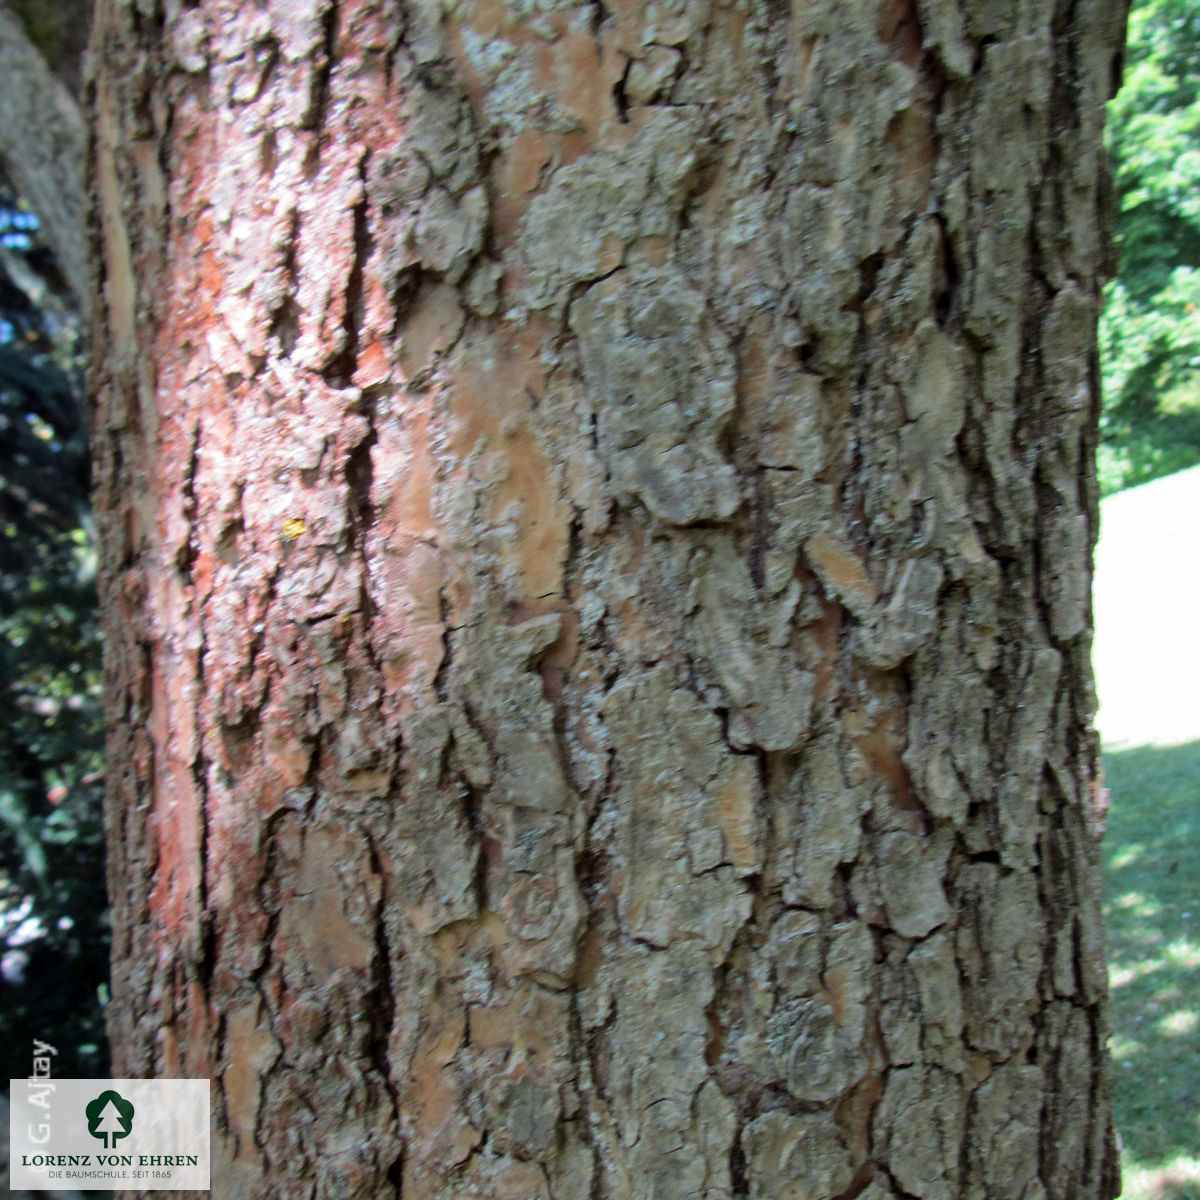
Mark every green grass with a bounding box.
[1104,739,1200,1199]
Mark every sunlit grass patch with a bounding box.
[1119,1156,1200,1200]
[1158,1010,1198,1038]
[1104,740,1200,1194]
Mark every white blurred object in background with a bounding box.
[1093,463,1200,750]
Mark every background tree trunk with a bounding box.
[89,0,1126,1196]
[0,0,88,305]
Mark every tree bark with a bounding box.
[89,0,1126,1197]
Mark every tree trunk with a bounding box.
[89,0,1126,1196]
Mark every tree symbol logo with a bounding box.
[85,1090,135,1149]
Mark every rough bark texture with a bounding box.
[89,0,1126,1197]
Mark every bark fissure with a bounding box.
[364,832,403,1199]
[326,151,373,388]
[303,0,340,139]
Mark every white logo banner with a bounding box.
[9,1078,210,1191]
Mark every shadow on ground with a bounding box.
[1104,740,1200,1199]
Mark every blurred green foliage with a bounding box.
[0,171,108,1081]
[1101,0,1200,494]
